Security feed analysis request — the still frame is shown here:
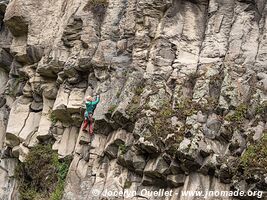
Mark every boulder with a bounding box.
[105,129,132,147]
[118,149,146,174]
[4,6,28,37]
[22,81,32,98]
[36,48,68,78]
[52,85,72,122]
[252,122,265,141]
[198,140,212,158]
[52,85,85,124]
[203,114,222,139]
[78,131,91,145]
[88,134,107,156]
[26,45,44,64]
[218,158,239,184]
[132,154,146,174]
[41,82,58,100]
[76,159,89,179]
[58,126,79,157]
[0,0,8,13]
[11,146,20,158]
[0,158,18,200]
[200,154,220,176]
[104,144,118,159]
[93,116,114,135]
[61,17,83,48]
[169,160,183,175]
[18,144,29,162]
[104,129,133,159]
[91,40,117,69]
[18,111,41,142]
[176,138,204,172]
[30,101,43,112]
[117,149,134,169]
[144,157,169,179]
[0,106,8,150]
[136,137,160,155]
[141,175,167,187]
[167,174,186,187]
[67,88,85,114]
[0,49,13,71]
[5,97,31,147]
[36,98,54,140]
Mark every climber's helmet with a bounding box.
[86,96,93,102]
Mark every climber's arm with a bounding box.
[92,95,100,105]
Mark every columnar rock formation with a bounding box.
[0,0,266,199]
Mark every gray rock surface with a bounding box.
[0,0,266,200]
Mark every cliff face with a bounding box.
[0,0,266,199]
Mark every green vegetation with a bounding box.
[124,180,132,189]
[205,97,218,111]
[125,84,145,120]
[134,86,144,96]
[240,132,267,176]
[118,143,127,155]
[146,100,175,142]
[15,144,72,200]
[174,99,199,120]
[108,104,117,114]
[225,104,247,123]
[174,96,219,119]
[255,101,267,117]
[49,111,58,125]
[152,102,173,136]
[166,133,184,156]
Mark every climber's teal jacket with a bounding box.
[84,97,100,118]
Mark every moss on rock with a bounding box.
[15,144,72,200]
[49,110,58,125]
[118,143,128,155]
[240,132,267,176]
[174,99,204,120]
[225,104,248,124]
[148,100,174,139]
[255,101,267,120]
[125,84,146,121]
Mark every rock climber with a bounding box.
[82,94,100,135]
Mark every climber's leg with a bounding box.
[89,114,94,135]
[82,118,88,132]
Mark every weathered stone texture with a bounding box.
[0,0,266,199]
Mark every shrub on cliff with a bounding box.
[14,144,72,200]
[84,0,109,22]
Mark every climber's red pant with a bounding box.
[82,114,93,135]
